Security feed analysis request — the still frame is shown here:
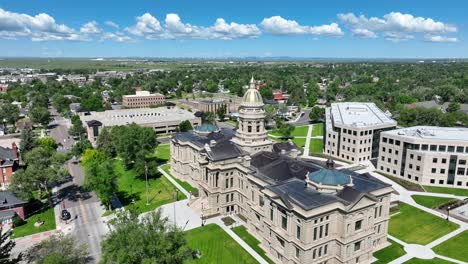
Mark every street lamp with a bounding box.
[446,206,451,221]
[173,189,179,227]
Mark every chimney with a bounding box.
[11,143,19,159]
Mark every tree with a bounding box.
[278,123,295,138]
[0,103,20,126]
[68,116,87,138]
[264,105,277,127]
[9,147,66,206]
[29,106,51,128]
[80,95,103,111]
[82,149,117,210]
[71,139,92,157]
[259,87,273,100]
[446,102,460,113]
[0,229,21,264]
[216,105,226,121]
[24,234,88,264]
[36,137,57,152]
[19,129,36,155]
[100,210,192,264]
[309,106,325,122]
[96,127,115,158]
[111,124,157,168]
[178,120,193,132]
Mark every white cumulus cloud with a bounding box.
[105,21,119,29]
[125,13,163,37]
[338,12,458,42]
[260,16,343,36]
[80,21,103,34]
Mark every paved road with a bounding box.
[48,107,108,263]
[289,109,311,126]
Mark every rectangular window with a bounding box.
[325,223,329,236]
[281,215,287,230]
[296,225,301,239]
[433,158,438,163]
[270,208,274,221]
[422,144,428,151]
[295,247,300,258]
[448,146,455,152]
[457,146,464,153]
[439,145,446,152]
[355,220,362,230]
[313,227,317,240]
[354,241,361,251]
[442,158,447,164]
[324,245,328,255]
[319,225,323,238]
[382,137,387,143]
[430,145,437,151]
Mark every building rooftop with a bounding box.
[80,107,196,127]
[308,169,351,186]
[0,191,25,208]
[123,91,164,98]
[330,102,396,128]
[384,126,468,142]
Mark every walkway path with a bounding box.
[302,124,313,157]
[158,165,191,198]
[368,169,468,264]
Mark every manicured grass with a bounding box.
[376,171,425,192]
[161,164,199,195]
[412,195,456,209]
[312,123,323,136]
[389,203,459,245]
[423,186,468,197]
[373,239,406,264]
[309,138,323,154]
[292,137,306,148]
[113,160,186,214]
[12,205,56,238]
[268,135,287,142]
[433,230,468,262]
[185,224,258,264]
[291,126,309,137]
[404,258,454,264]
[153,144,170,162]
[231,226,274,264]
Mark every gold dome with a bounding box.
[241,77,264,106]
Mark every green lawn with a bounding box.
[231,226,274,264]
[433,231,468,262]
[113,160,186,214]
[389,203,459,245]
[12,205,56,238]
[309,138,323,154]
[185,224,258,264]
[404,258,454,264]
[412,195,456,209]
[292,137,306,148]
[312,123,323,136]
[373,239,406,264]
[291,126,309,137]
[423,186,468,197]
[161,164,199,196]
[268,135,286,142]
[153,144,170,162]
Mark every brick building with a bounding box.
[122,91,166,108]
[0,143,20,189]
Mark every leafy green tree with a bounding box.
[278,123,295,138]
[80,96,103,111]
[259,87,273,100]
[0,228,21,264]
[68,116,87,138]
[446,102,460,113]
[96,127,116,158]
[29,106,51,128]
[82,150,117,210]
[264,105,277,126]
[36,137,57,152]
[178,120,193,132]
[100,210,192,264]
[216,105,226,121]
[19,129,36,155]
[51,94,72,115]
[9,147,67,206]
[24,234,88,264]
[309,106,325,122]
[0,103,20,126]
[111,124,157,168]
[71,139,92,157]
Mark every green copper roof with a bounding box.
[195,122,218,132]
[308,169,351,186]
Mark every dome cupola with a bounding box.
[241,77,263,107]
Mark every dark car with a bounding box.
[61,209,71,221]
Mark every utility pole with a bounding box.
[145,161,149,206]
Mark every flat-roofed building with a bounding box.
[122,91,165,108]
[80,107,200,144]
[378,126,468,188]
[324,103,397,163]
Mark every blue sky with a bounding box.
[0,0,466,58]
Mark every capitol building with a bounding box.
[170,78,393,264]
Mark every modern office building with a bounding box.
[80,107,200,144]
[170,79,393,264]
[324,103,397,163]
[377,126,468,188]
[122,91,165,108]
